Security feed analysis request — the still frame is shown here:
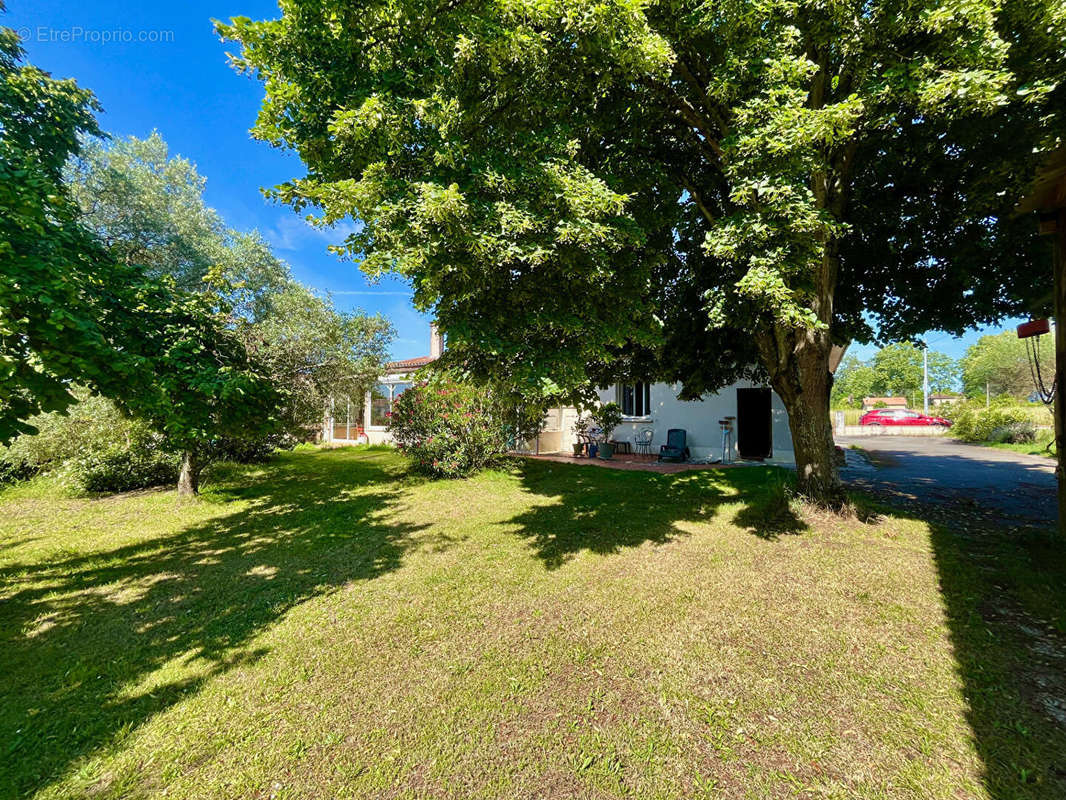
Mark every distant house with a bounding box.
[928,393,960,407]
[862,396,907,411]
[323,324,443,445]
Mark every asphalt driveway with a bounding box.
[837,435,1057,526]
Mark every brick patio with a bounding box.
[519,453,755,473]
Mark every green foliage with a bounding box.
[110,279,283,473]
[960,330,1054,400]
[0,393,178,492]
[72,439,179,493]
[388,378,514,478]
[64,130,390,459]
[831,355,878,408]
[241,283,393,436]
[66,132,290,318]
[0,26,136,441]
[950,400,1043,443]
[219,0,1063,503]
[592,402,624,443]
[831,343,957,407]
[871,344,956,399]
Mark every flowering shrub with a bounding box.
[388,378,517,478]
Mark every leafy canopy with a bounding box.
[960,329,1055,399]
[0,26,140,442]
[218,0,1058,383]
[66,132,290,320]
[219,0,1063,501]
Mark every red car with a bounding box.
[859,409,952,427]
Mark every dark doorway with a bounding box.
[736,388,772,459]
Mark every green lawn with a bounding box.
[2,447,1065,799]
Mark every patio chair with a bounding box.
[632,428,654,458]
[658,428,690,463]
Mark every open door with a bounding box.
[736,388,772,459]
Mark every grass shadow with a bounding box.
[730,473,809,540]
[0,447,433,798]
[845,487,1066,797]
[505,459,799,569]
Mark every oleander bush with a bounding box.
[388,378,534,478]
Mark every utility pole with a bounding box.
[922,346,929,416]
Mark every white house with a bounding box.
[322,324,443,445]
[594,380,793,463]
[324,324,796,465]
[527,381,794,465]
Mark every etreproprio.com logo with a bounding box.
[16,26,175,45]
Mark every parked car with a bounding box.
[859,408,952,427]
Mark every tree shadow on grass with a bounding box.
[0,448,435,798]
[505,459,799,569]
[847,490,1066,799]
[730,472,809,540]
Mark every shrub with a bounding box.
[73,439,180,493]
[989,421,1037,444]
[950,400,1041,443]
[0,393,179,492]
[388,378,516,478]
[592,402,624,443]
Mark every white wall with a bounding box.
[594,380,794,464]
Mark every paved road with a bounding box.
[837,435,1057,526]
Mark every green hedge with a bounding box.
[950,401,1042,443]
[0,394,178,492]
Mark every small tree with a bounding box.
[113,278,283,496]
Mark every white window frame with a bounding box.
[368,377,414,430]
[617,382,652,420]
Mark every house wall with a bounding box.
[333,370,795,466]
[589,379,795,464]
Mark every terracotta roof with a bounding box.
[863,396,907,406]
[384,355,437,374]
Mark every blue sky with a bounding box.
[8,0,1025,365]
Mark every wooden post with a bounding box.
[1016,149,1066,536]
[1055,209,1066,538]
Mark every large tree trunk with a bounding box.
[756,323,846,508]
[178,450,200,497]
